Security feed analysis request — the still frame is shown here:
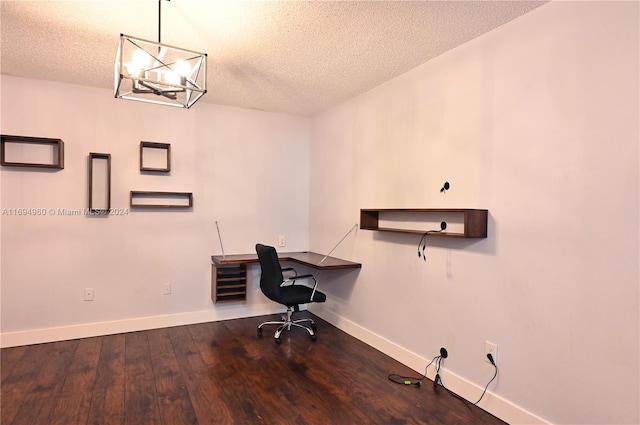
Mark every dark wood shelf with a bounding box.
[217,277,247,283]
[88,153,111,213]
[360,208,488,238]
[130,191,193,208]
[140,141,171,172]
[1,134,64,169]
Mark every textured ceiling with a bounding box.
[1,0,547,116]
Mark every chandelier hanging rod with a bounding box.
[158,0,167,44]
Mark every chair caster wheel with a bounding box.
[275,338,282,344]
[257,328,263,337]
[310,334,317,341]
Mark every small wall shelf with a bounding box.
[140,141,171,172]
[88,153,111,213]
[1,134,64,169]
[360,208,488,238]
[130,191,193,208]
[211,263,247,303]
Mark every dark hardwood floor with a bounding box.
[1,312,506,424]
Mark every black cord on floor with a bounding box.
[388,355,439,387]
[389,352,499,407]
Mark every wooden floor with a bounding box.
[1,312,506,425]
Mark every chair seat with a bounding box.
[279,285,326,307]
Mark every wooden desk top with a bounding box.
[211,251,361,270]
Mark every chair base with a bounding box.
[257,307,317,344]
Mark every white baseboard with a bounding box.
[309,304,551,425]
[0,303,279,348]
[2,302,550,424]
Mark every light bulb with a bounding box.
[165,70,181,85]
[126,63,141,77]
[132,49,152,68]
[174,59,191,77]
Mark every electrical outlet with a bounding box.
[84,288,94,301]
[163,283,171,295]
[278,235,286,247]
[485,341,498,364]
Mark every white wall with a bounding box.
[309,2,639,425]
[1,76,311,343]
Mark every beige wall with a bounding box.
[309,2,639,424]
[1,76,311,340]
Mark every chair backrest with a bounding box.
[255,243,284,303]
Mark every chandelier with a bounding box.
[114,1,207,108]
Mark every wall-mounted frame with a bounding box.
[88,153,111,213]
[130,191,193,209]
[1,134,65,169]
[140,141,171,172]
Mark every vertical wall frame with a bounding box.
[88,153,111,213]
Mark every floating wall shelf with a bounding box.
[88,153,111,213]
[1,134,64,169]
[140,141,171,172]
[130,191,193,208]
[360,208,488,238]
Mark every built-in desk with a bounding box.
[211,251,361,303]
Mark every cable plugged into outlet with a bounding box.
[473,342,499,405]
[387,346,448,388]
[389,343,497,406]
[487,353,495,365]
[485,341,498,365]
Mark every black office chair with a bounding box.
[255,243,326,344]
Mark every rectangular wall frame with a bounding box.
[130,191,193,208]
[88,153,111,213]
[1,134,64,169]
[140,141,171,172]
